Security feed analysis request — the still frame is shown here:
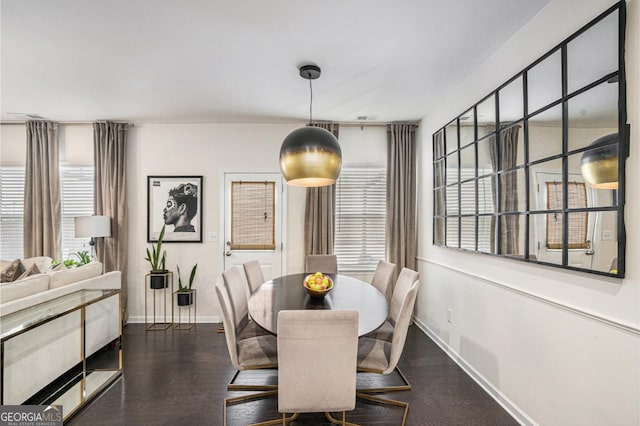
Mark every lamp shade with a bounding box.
[74,216,111,238]
[279,126,342,187]
[580,134,618,189]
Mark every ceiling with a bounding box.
[1,0,552,124]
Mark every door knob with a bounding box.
[225,250,232,256]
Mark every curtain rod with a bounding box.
[0,121,134,127]
[325,122,420,130]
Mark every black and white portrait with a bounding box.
[147,176,203,242]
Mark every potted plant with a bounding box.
[176,263,197,306]
[72,250,92,266]
[145,224,168,289]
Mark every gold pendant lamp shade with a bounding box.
[280,126,342,187]
[279,64,342,187]
[580,133,618,189]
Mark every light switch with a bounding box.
[602,230,613,241]
[208,232,218,242]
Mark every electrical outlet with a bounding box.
[207,232,218,242]
[602,230,613,241]
[447,308,453,323]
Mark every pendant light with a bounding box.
[279,64,342,187]
[580,133,618,189]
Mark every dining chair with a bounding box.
[365,267,419,343]
[305,254,338,274]
[371,260,396,302]
[277,310,359,425]
[355,276,419,426]
[215,280,277,388]
[222,266,270,340]
[243,259,265,294]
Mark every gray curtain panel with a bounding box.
[24,121,61,259]
[93,122,129,317]
[304,122,339,256]
[489,125,520,255]
[386,123,417,274]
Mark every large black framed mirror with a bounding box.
[432,1,627,278]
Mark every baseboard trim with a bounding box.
[416,257,640,336]
[412,317,536,426]
[127,316,221,324]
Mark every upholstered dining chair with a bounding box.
[277,310,359,425]
[365,267,419,343]
[215,280,277,390]
[243,260,266,294]
[305,254,338,274]
[222,266,270,340]
[371,260,396,303]
[355,276,419,426]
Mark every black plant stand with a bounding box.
[145,271,173,331]
[174,289,196,330]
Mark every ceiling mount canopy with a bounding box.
[580,133,618,189]
[279,64,342,187]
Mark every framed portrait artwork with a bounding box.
[147,176,203,243]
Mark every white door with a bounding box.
[533,171,595,268]
[223,173,285,280]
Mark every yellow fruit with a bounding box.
[315,272,323,277]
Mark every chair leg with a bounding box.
[356,366,411,393]
[249,412,298,426]
[324,411,361,426]
[356,392,409,426]
[224,390,277,426]
[228,368,279,391]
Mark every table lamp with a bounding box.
[74,215,111,260]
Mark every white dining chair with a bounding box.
[365,267,419,343]
[215,279,277,384]
[243,260,266,294]
[305,254,338,274]
[356,275,419,426]
[277,310,359,425]
[222,265,270,340]
[371,260,396,302]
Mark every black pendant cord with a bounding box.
[309,78,313,125]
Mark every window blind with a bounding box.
[545,181,588,249]
[230,181,275,250]
[335,166,386,272]
[60,167,94,258]
[0,167,25,260]
[0,166,94,261]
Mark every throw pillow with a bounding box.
[51,263,67,271]
[17,263,41,280]
[0,259,26,283]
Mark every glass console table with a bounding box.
[0,289,122,421]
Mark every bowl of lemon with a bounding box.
[303,272,333,298]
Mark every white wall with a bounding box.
[416,0,640,425]
[126,123,306,322]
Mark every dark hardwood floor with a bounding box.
[68,324,518,426]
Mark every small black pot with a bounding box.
[150,270,169,289]
[177,291,194,306]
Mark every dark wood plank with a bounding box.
[68,324,518,426]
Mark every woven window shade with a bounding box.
[545,181,589,249]
[231,181,275,250]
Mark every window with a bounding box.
[545,181,589,249]
[230,181,275,250]
[0,167,25,260]
[0,166,93,260]
[60,167,94,258]
[335,165,386,272]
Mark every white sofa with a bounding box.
[1,259,122,405]
[1,260,121,316]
